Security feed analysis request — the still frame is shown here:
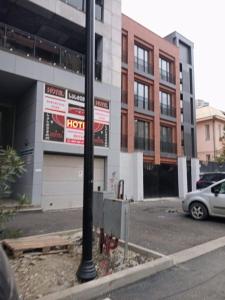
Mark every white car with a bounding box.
[182,178,225,220]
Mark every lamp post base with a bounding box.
[76,260,96,282]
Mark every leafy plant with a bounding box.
[16,193,31,206]
[0,147,26,196]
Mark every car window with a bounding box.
[212,182,225,194]
[202,174,216,181]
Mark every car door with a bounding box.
[209,182,225,216]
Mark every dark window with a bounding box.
[160,91,175,117]
[0,105,14,148]
[122,33,128,64]
[134,120,151,151]
[189,68,193,94]
[159,57,174,83]
[134,81,149,110]
[134,44,152,74]
[190,97,194,124]
[160,126,176,153]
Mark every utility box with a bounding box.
[103,198,129,240]
[93,191,114,228]
[93,192,130,241]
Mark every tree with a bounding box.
[0,147,26,197]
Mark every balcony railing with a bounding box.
[121,134,128,150]
[134,57,153,75]
[160,69,175,84]
[134,95,153,111]
[60,0,103,21]
[121,90,128,104]
[0,22,102,81]
[160,103,176,117]
[160,141,176,154]
[135,137,154,152]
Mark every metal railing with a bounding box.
[160,103,176,117]
[60,0,103,21]
[134,57,153,75]
[0,22,102,81]
[160,141,176,154]
[160,68,175,84]
[135,137,154,151]
[121,90,128,104]
[121,134,128,150]
[134,95,153,111]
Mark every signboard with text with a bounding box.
[43,84,109,147]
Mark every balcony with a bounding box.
[160,141,176,154]
[60,0,103,21]
[134,57,153,75]
[0,22,102,81]
[135,137,154,152]
[121,90,128,104]
[135,95,153,111]
[160,103,176,118]
[121,134,128,150]
[160,69,175,84]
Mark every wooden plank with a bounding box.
[2,235,74,257]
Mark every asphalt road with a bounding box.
[98,247,225,300]
[5,199,225,255]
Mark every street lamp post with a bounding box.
[76,0,96,282]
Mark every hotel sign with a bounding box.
[43,84,109,147]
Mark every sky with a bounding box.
[122,0,225,111]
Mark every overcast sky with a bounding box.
[122,0,224,111]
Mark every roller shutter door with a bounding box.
[42,154,105,210]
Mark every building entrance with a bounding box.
[0,104,14,148]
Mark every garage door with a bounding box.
[42,154,105,210]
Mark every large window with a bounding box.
[134,81,149,110]
[159,57,174,83]
[61,0,104,21]
[160,91,175,117]
[135,120,150,151]
[134,45,151,74]
[122,33,128,64]
[160,126,176,153]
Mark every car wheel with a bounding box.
[189,202,208,220]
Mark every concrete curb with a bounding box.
[40,256,173,300]
[169,236,225,265]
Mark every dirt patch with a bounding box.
[8,233,156,300]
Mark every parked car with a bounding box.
[182,178,225,220]
[196,172,225,189]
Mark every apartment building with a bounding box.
[0,0,121,209]
[121,15,182,198]
[196,105,225,162]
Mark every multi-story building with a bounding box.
[165,32,197,191]
[121,15,182,198]
[0,0,121,209]
[196,105,225,162]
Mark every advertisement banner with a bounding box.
[43,84,110,147]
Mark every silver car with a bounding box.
[182,179,225,220]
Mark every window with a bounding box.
[60,0,104,21]
[161,126,172,143]
[160,91,175,117]
[189,68,193,94]
[121,73,128,104]
[134,81,149,110]
[134,44,151,74]
[134,120,150,151]
[205,124,210,141]
[160,126,175,153]
[159,57,174,83]
[206,154,210,161]
[190,97,194,124]
[122,33,128,63]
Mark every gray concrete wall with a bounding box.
[13,84,37,200]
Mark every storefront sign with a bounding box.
[43,84,110,147]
